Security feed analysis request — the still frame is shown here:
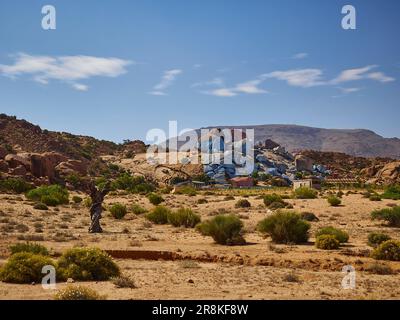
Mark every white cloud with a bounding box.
[72,83,89,91]
[0,53,132,90]
[332,65,377,83]
[262,69,325,87]
[208,88,238,97]
[339,87,361,94]
[204,77,268,97]
[235,79,267,94]
[366,72,395,83]
[191,77,224,88]
[149,69,182,95]
[292,52,308,59]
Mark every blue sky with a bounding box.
[0,0,399,142]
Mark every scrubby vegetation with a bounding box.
[371,240,400,261]
[111,275,136,289]
[0,252,56,283]
[381,185,400,200]
[109,203,127,219]
[371,206,400,227]
[263,193,284,206]
[130,203,147,215]
[327,196,341,207]
[173,186,197,196]
[54,285,105,300]
[369,194,382,201]
[9,242,49,256]
[293,187,318,199]
[57,247,120,281]
[167,208,201,228]
[26,185,69,206]
[368,232,391,248]
[0,178,33,194]
[235,199,251,208]
[33,202,48,210]
[147,193,164,205]
[111,173,155,194]
[145,206,171,224]
[315,235,340,250]
[196,214,245,245]
[257,211,310,244]
[72,196,83,204]
[315,226,349,243]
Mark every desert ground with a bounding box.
[0,189,400,300]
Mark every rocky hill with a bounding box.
[0,114,120,160]
[197,124,400,159]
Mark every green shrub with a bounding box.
[263,193,283,206]
[336,191,344,198]
[257,211,310,244]
[9,242,49,256]
[0,252,56,283]
[84,197,92,208]
[167,208,201,228]
[0,178,33,193]
[130,203,147,215]
[381,185,400,200]
[315,235,340,250]
[327,196,341,207]
[145,206,171,224]
[147,193,164,205]
[109,203,127,219]
[54,285,104,300]
[371,240,400,261]
[235,199,251,208]
[368,232,391,248]
[33,202,48,210]
[26,185,69,206]
[369,194,382,201]
[65,174,83,189]
[196,214,245,245]
[57,247,120,281]
[268,201,287,210]
[300,212,319,222]
[315,226,349,243]
[371,206,400,227]
[111,173,154,194]
[72,196,83,204]
[293,187,318,199]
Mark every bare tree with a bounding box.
[87,181,111,233]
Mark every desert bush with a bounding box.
[57,247,120,281]
[9,242,49,256]
[268,201,287,210]
[257,211,310,244]
[83,197,92,208]
[145,206,171,224]
[109,203,127,219]
[315,226,349,243]
[174,186,197,196]
[364,262,394,275]
[336,191,344,198]
[293,187,318,199]
[315,235,340,250]
[130,203,147,215]
[0,252,56,283]
[263,193,283,206]
[371,206,400,227]
[72,196,83,204]
[196,214,245,245]
[300,212,319,222]
[197,198,208,204]
[111,275,136,289]
[368,232,391,248]
[235,199,251,208]
[54,285,104,300]
[327,196,341,207]
[147,193,164,205]
[33,202,48,210]
[167,208,201,228]
[0,178,33,194]
[111,173,155,194]
[369,194,382,201]
[371,240,400,261]
[381,185,400,200]
[26,185,69,206]
[223,195,235,201]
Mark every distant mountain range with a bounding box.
[190,124,400,159]
[1,114,399,159]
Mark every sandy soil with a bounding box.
[0,190,399,300]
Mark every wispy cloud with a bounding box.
[291,52,308,60]
[262,69,325,87]
[149,69,182,95]
[339,87,361,94]
[0,53,132,90]
[331,65,395,84]
[204,77,268,97]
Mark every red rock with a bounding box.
[0,159,9,172]
[9,165,27,176]
[55,160,87,176]
[4,153,31,169]
[0,146,7,159]
[295,154,314,172]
